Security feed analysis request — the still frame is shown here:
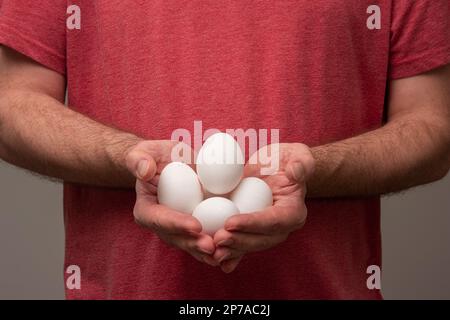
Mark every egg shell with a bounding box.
[157,162,203,214]
[196,132,244,195]
[192,197,240,235]
[230,177,273,213]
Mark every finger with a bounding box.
[134,202,202,235]
[173,243,219,267]
[148,174,160,187]
[187,249,211,264]
[213,246,242,263]
[125,149,157,181]
[202,255,220,267]
[214,228,289,252]
[285,160,306,184]
[245,143,315,181]
[292,143,316,180]
[195,233,216,255]
[283,144,315,183]
[185,247,219,267]
[220,256,243,274]
[214,228,236,247]
[245,144,280,177]
[135,179,158,198]
[224,204,306,235]
[285,159,314,186]
[157,232,218,266]
[178,236,219,267]
[169,140,197,166]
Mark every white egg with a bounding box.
[192,197,240,235]
[196,132,244,195]
[157,162,203,214]
[230,177,273,213]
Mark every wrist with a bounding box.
[105,133,143,178]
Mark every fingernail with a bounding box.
[137,160,149,178]
[219,253,231,263]
[224,266,236,274]
[203,256,219,267]
[199,247,214,255]
[217,239,233,247]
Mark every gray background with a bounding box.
[0,161,449,300]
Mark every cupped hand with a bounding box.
[212,143,315,273]
[125,140,218,266]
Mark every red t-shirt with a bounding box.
[0,0,448,299]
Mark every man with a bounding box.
[0,0,448,299]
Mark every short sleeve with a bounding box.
[0,0,67,75]
[389,0,449,79]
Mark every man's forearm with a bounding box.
[307,114,450,197]
[0,89,141,187]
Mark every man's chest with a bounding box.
[66,0,392,144]
[69,0,390,51]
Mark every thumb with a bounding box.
[286,156,315,184]
[125,149,157,181]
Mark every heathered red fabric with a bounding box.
[0,1,448,299]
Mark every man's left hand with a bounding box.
[212,143,315,273]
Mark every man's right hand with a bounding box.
[125,140,218,266]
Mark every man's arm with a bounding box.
[308,65,450,197]
[0,46,141,187]
[0,46,217,264]
[214,65,450,271]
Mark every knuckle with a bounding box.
[302,205,308,220]
[227,236,239,249]
[294,217,306,231]
[293,215,303,228]
[185,238,197,250]
[180,238,195,252]
[292,215,304,230]
[133,206,145,226]
[292,205,307,230]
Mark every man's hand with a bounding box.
[212,143,315,273]
[125,140,218,266]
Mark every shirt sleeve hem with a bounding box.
[389,47,449,80]
[0,22,66,76]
